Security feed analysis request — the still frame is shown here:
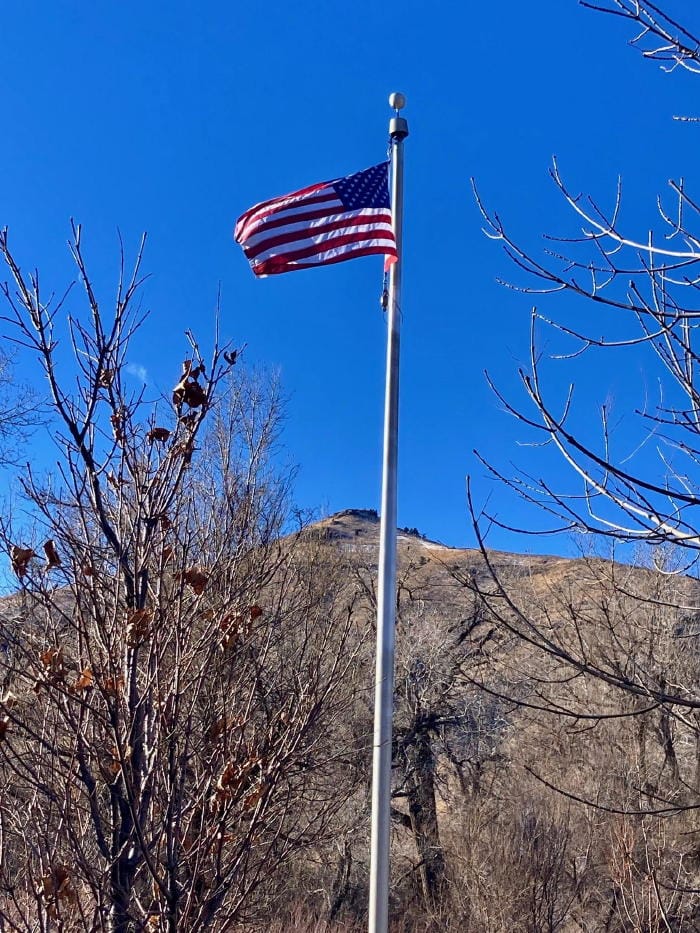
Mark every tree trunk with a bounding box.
[406,727,445,910]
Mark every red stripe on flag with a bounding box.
[253,245,396,276]
[249,230,397,267]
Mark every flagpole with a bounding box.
[368,92,408,933]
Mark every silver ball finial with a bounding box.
[389,92,406,112]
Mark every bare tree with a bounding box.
[465,4,700,923]
[580,1,700,77]
[474,2,700,556]
[0,227,367,931]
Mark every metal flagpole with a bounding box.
[368,92,408,933]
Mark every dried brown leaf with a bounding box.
[39,647,66,683]
[105,746,122,777]
[218,612,245,651]
[179,566,208,595]
[40,865,75,903]
[172,363,208,409]
[110,410,126,442]
[179,412,198,431]
[126,608,154,646]
[147,426,171,444]
[73,667,94,692]
[11,545,35,578]
[219,613,241,632]
[214,761,248,804]
[206,716,234,743]
[171,439,196,464]
[43,539,61,570]
[181,358,205,380]
[103,675,124,697]
[242,782,268,811]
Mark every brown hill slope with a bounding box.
[292,509,700,931]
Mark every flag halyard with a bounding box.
[234,162,398,276]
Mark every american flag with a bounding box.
[234,162,397,276]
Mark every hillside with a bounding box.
[296,510,700,931]
[307,507,577,592]
[2,508,699,931]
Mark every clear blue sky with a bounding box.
[1,1,696,554]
